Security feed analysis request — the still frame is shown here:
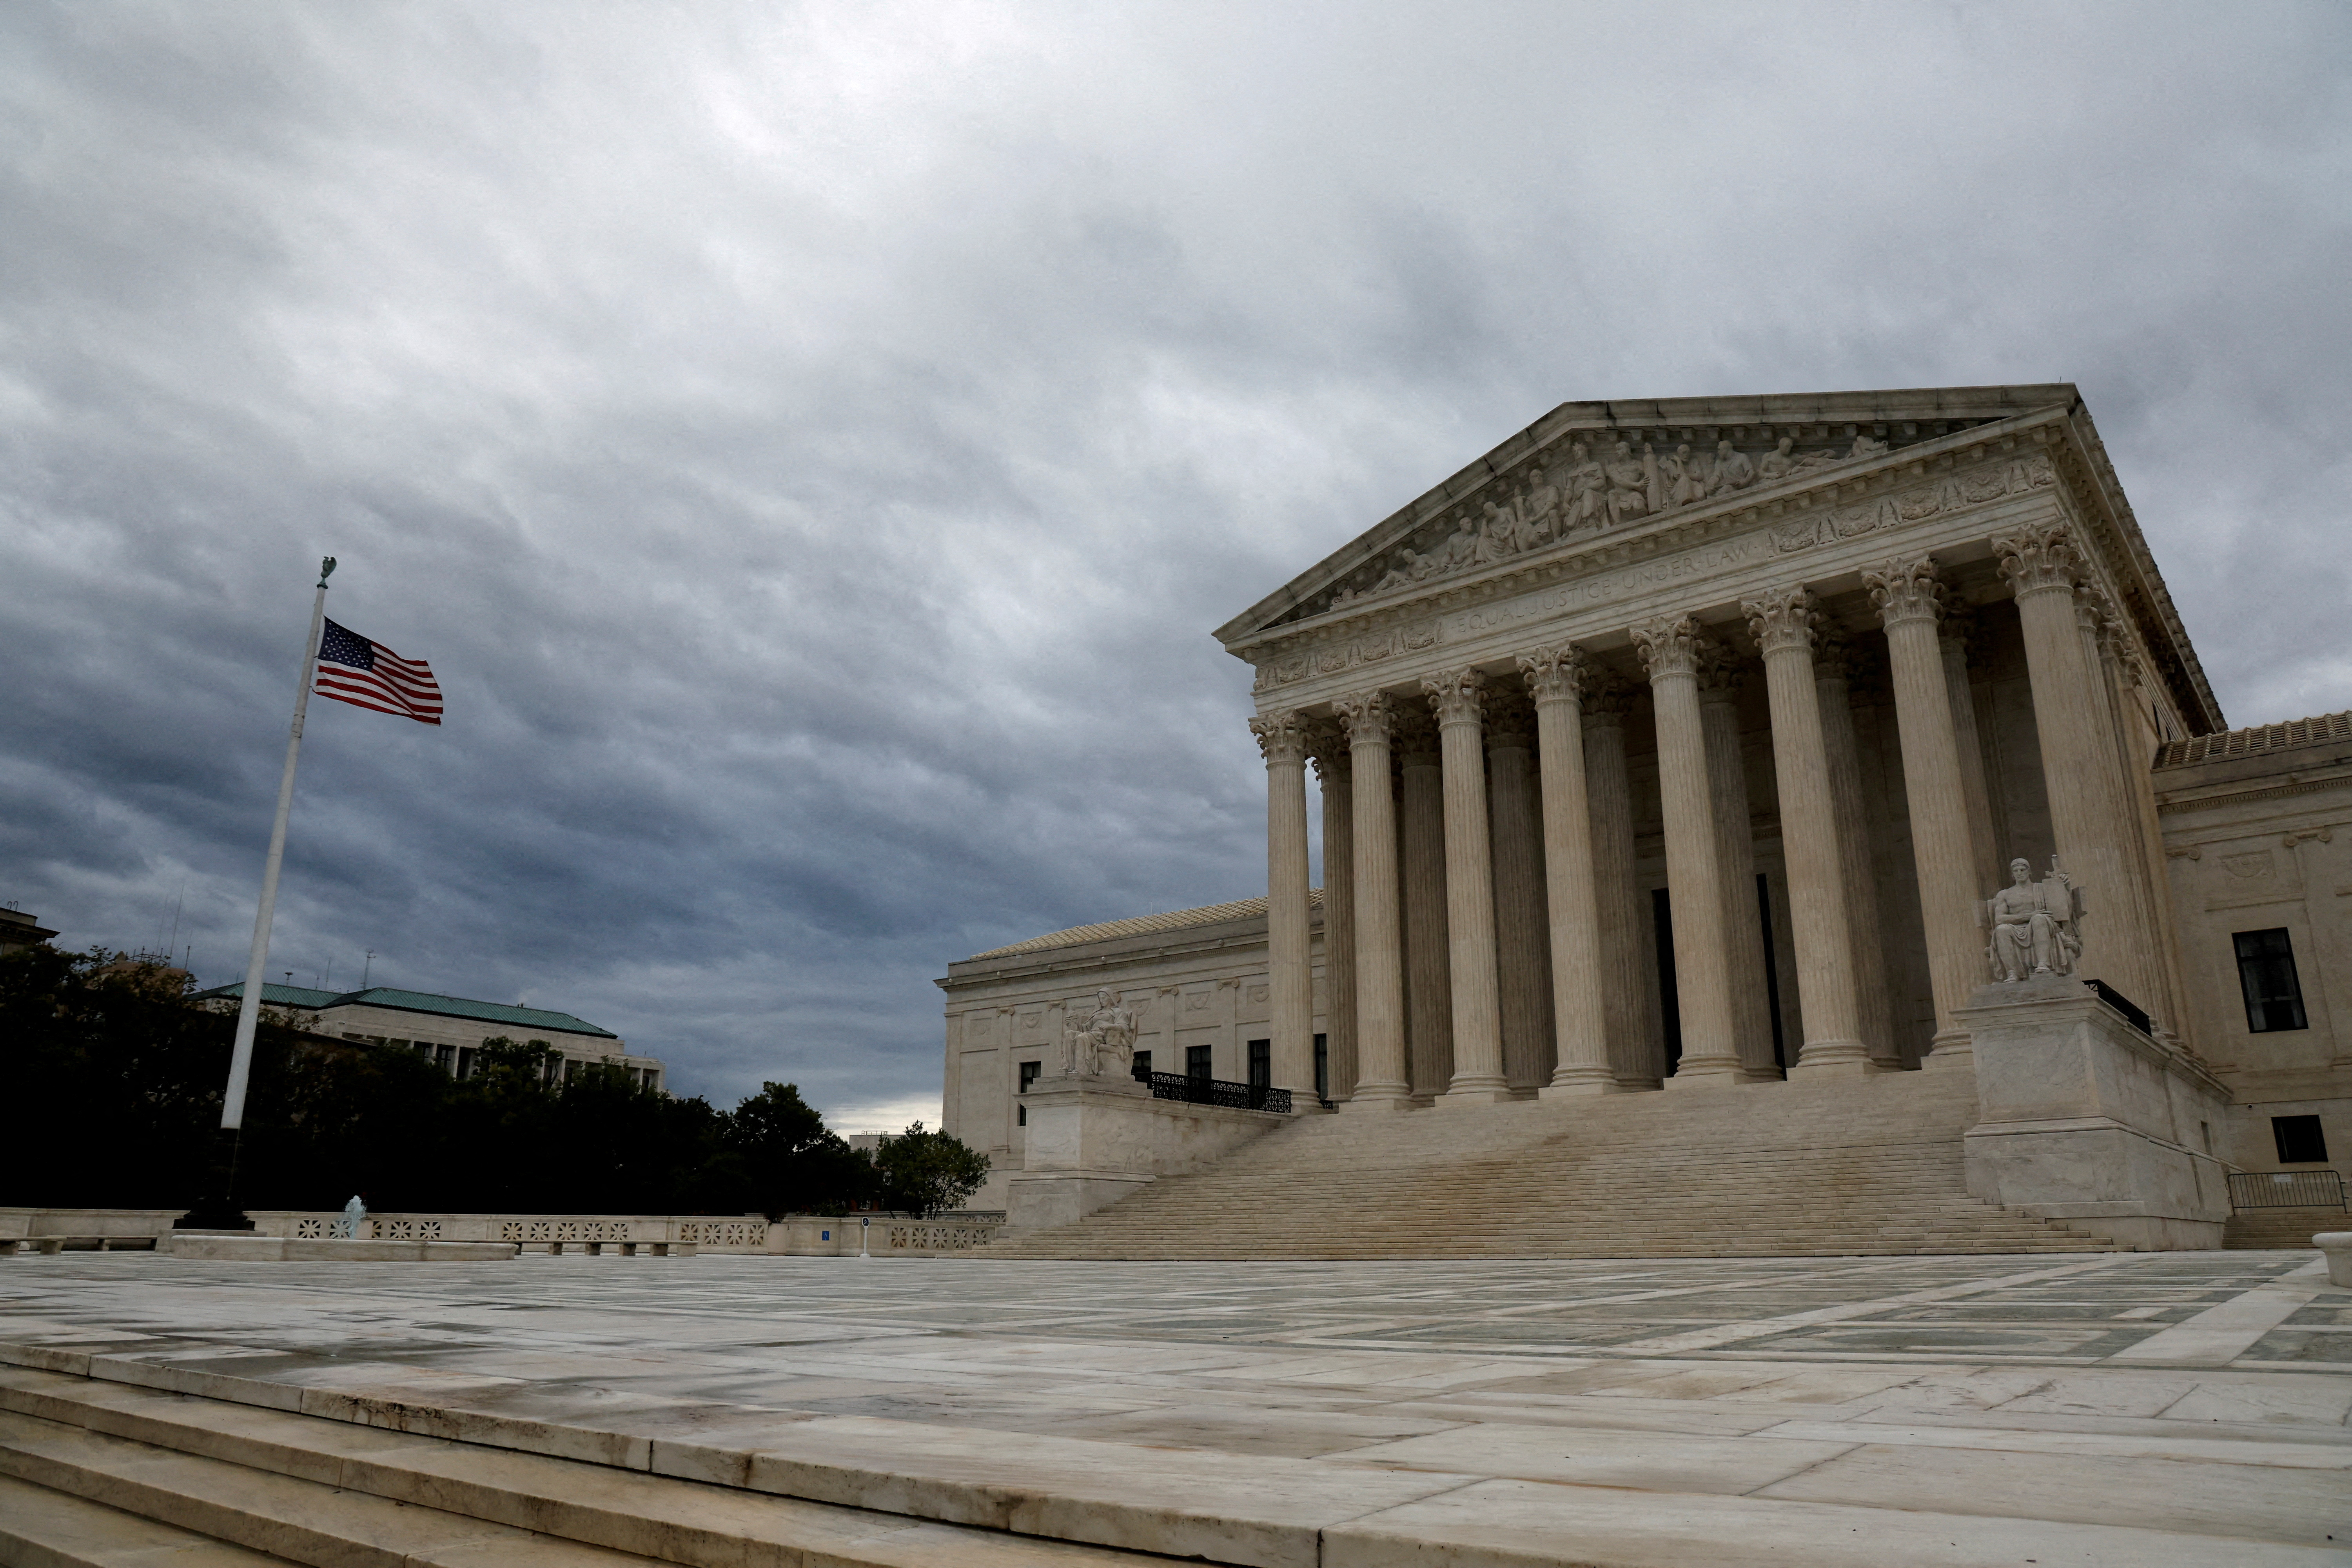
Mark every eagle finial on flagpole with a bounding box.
[319,556,337,585]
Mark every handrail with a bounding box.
[1132,1065,1291,1114]
[2226,1169,2346,1210]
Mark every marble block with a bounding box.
[1956,979,2232,1249]
[156,1234,519,1262]
[2318,1232,2352,1288]
[1004,1072,1284,1232]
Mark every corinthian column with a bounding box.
[1250,709,1316,1107]
[1865,556,1983,1059]
[1993,529,2168,1020]
[1743,587,1871,1076]
[1697,647,1781,1079]
[1332,691,1410,1111]
[1310,726,1356,1102]
[1815,630,1900,1069]
[1423,667,1512,1104]
[1630,614,1750,1085]
[1482,691,1553,1092]
[1518,644,1619,1094]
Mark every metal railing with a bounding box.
[2227,1170,2347,1210]
[2083,978,2152,1036]
[1133,1065,1292,1114]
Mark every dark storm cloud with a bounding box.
[5,2,2348,1124]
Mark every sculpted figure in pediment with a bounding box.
[1757,436,1800,483]
[1561,441,1607,532]
[1479,499,1524,563]
[1519,466,1560,542]
[1603,441,1654,528]
[1441,511,1481,569]
[1662,443,1708,508]
[1708,439,1755,495]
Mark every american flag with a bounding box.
[315,619,443,725]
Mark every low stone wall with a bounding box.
[1,1208,1005,1259]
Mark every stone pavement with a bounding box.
[2,1249,2348,1564]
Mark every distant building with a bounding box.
[192,982,664,1091]
[1,907,59,956]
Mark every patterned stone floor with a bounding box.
[3,1249,2348,1563]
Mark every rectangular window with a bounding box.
[1018,1060,1041,1094]
[1247,1039,1270,1090]
[2234,928,2308,1033]
[1130,1049,1151,1078]
[2273,1114,2328,1165]
[455,1047,477,1081]
[1187,1044,1212,1081]
[1313,1033,1328,1102]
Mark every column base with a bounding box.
[1787,1041,1887,1080]
[1539,1069,1625,1098]
[1435,1082,1518,1108]
[1922,1028,1975,1072]
[1339,1090,1418,1114]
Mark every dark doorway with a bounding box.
[1651,888,1682,1072]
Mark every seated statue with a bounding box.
[1984,856,2085,981]
[1063,988,1140,1076]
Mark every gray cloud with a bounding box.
[5,2,2348,1119]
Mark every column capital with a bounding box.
[1421,666,1487,727]
[1993,524,2081,599]
[1306,719,1352,782]
[1865,555,1948,629]
[1394,708,1442,764]
[1695,642,1746,704]
[1332,690,1396,746]
[1580,668,1635,728]
[1741,585,1820,657]
[1249,709,1311,766]
[1482,689,1536,752]
[1629,613,1710,680]
[1515,643,1590,705]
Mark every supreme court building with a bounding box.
[941,385,2351,1223]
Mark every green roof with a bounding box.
[193,982,618,1040]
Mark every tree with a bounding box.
[871,1122,991,1217]
[722,1081,874,1217]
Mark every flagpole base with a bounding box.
[174,1129,256,1231]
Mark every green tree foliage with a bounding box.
[870,1121,993,1217]
[0,946,950,1218]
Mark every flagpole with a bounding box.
[181,556,335,1229]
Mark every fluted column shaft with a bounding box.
[1483,702,1553,1091]
[1815,647,1899,1068]
[1251,711,1316,1104]
[1519,646,1619,1094]
[1425,668,1511,1103]
[1397,720,1452,1098]
[1334,693,1409,1110]
[1313,739,1357,1102]
[1940,615,2004,897]
[2099,632,2194,1041]
[1866,557,1984,1054]
[1697,660,1780,1077]
[1584,697,1661,1086]
[1631,615,1745,1083]
[2070,592,2171,1023]
[1744,588,1870,1075]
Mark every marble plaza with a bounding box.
[2,1250,2349,1564]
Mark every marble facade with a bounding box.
[942,386,2352,1227]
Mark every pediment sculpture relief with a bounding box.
[1982,856,2085,982]
[1323,430,1898,615]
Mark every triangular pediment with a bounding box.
[1214,384,2083,648]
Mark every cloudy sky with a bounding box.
[5,3,2348,1129]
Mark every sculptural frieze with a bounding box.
[1982,857,2085,982]
[1061,988,1140,1077]
[1316,423,1991,618]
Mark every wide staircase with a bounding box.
[985,1068,2112,1259]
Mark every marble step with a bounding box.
[0,1385,1193,1568]
[0,1470,299,1568]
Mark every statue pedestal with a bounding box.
[1956,978,2232,1250]
[1003,1073,1287,1233]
